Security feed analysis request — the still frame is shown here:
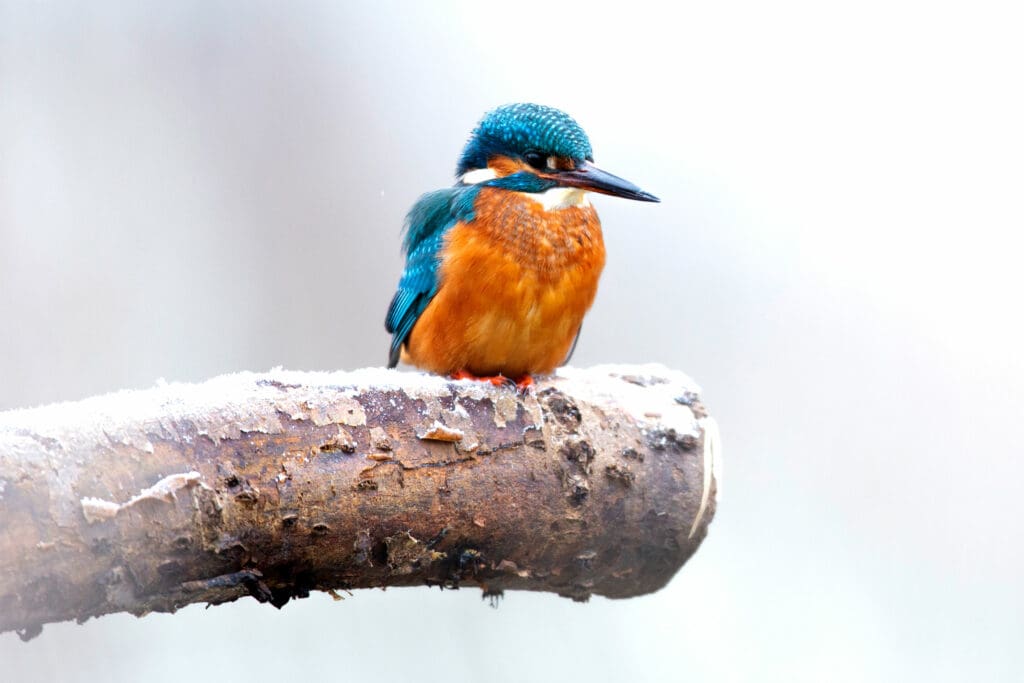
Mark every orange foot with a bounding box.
[451,370,534,394]
[513,374,534,393]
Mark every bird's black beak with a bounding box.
[550,161,660,202]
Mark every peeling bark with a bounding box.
[0,364,720,640]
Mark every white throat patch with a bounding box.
[521,187,590,210]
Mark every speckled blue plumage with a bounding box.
[456,103,593,176]
[386,103,594,368]
[385,187,476,367]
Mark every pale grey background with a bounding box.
[2,2,1022,681]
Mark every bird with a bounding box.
[385,103,659,390]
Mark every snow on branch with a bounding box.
[0,364,720,640]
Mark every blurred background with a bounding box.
[1,1,1022,681]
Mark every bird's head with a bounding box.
[456,103,659,205]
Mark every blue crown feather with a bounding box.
[456,103,593,176]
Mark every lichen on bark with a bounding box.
[0,364,720,640]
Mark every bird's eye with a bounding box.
[524,151,547,171]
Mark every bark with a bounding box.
[0,364,720,640]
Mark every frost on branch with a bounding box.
[0,364,720,640]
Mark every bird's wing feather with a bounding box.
[561,324,583,366]
[385,187,473,367]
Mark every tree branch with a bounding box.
[0,364,720,640]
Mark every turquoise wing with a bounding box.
[385,187,472,367]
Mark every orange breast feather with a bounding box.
[404,188,605,377]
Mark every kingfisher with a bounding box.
[385,103,659,390]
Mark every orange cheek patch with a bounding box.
[487,155,530,178]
